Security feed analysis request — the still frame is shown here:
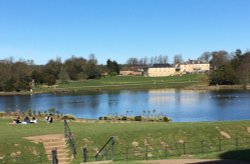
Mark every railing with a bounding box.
[79,136,250,162]
[113,137,250,161]
[94,136,115,161]
[64,120,77,158]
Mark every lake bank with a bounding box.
[0,74,249,96]
[0,84,249,96]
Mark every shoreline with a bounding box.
[0,84,249,96]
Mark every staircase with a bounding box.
[43,138,71,164]
[25,134,72,164]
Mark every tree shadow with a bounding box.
[188,149,250,164]
[219,149,250,162]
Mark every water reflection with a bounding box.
[0,89,250,122]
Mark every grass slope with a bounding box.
[1,118,250,163]
[33,74,208,92]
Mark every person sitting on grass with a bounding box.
[23,116,30,124]
[12,117,22,124]
[30,117,37,124]
[48,115,53,123]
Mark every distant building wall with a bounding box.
[146,63,210,77]
[120,71,142,76]
[147,67,176,77]
[180,64,210,73]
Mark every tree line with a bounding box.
[0,54,121,92]
[0,49,250,92]
[209,49,250,86]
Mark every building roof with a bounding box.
[151,63,173,68]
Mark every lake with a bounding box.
[0,89,250,122]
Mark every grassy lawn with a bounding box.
[1,118,250,163]
[33,74,208,92]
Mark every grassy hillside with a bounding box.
[1,118,250,163]
[33,74,208,93]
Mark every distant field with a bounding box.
[33,74,208,92]
[1,118,250,163]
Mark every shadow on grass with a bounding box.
[219,149,250,162]
[189,149,250,164]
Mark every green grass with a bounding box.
[33,74,208,92]
[1,118,250,163]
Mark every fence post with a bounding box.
[51,148,58,164]
[83,147,88,163]
[183,142,186,155]
[218,139,222,151]
[145,145,148,160]
[64,120,67,138]
[235,137,239,150]
[201,141,204,154]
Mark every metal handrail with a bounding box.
[95,136,115,161]
[64,120,77,158]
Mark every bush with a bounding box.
[122,116,127,120]
[134,116,142,121]
[0,112,6,117]
[61,114,76,120]
[163,116,171,122]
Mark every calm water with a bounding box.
[0,89,250,122]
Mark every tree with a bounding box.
[174,54,183,64]
[44,58,62,79]
[0,61,32,91]
[106,59,120,76]
[209,64,238,85]
[59,68,70,83]
[236,52,250,86]
[85,54,101,79]
[210,51,230,70]
[198,52,211,63]
[235,49,242,58]
[127,58,139,66]
[64,56,87,80]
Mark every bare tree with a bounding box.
[210,51,230,70]
[174,54,183,64]
[198,52,211,63]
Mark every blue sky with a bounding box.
[0,0,250,65]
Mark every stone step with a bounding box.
[48,156,71,163]
[58,162,71,164]
[43,141,67,146]
[44,145,68,150]
[42,138,66,142]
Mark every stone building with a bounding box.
[145,61,210,77]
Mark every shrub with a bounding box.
[61,114,76,120]
[134,116,142,121]
[122,116,127,120]
[0,112,5,117]
[163,116,171,122]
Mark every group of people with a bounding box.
[12,116,37,124]
[45,115,53,123]
[11,115,54,124]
